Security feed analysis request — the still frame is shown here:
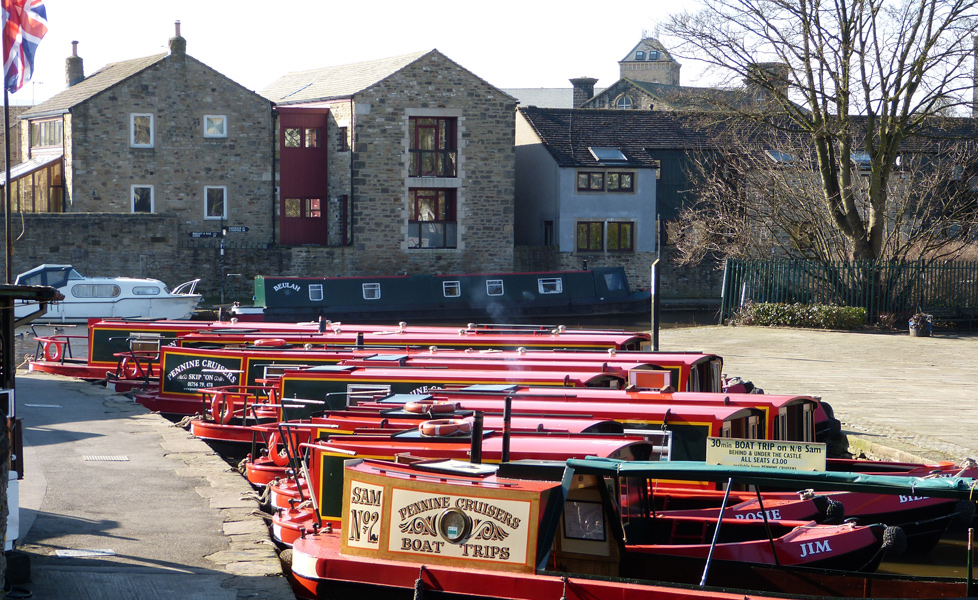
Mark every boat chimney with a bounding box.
[66,41,84,87]
[355,331,363,349]
[470,412,484,465]
[501,397,512,463]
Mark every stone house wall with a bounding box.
[348,52,517,276]
[56,54,274,244]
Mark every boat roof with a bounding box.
[567,457,978,499]
[14,264,80,287]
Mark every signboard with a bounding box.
[189,232,220,238]
[386,487,533,565]
[706,437,826,471]
[226,226,249,233]
[159,348,243,395]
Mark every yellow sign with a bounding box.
[706,437,827,471]
[388,487,532,565]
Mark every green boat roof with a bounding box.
[566,457,978,500]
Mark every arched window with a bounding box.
[615,95,633,110]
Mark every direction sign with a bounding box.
[226,226,249,233]
[189,232,220,238]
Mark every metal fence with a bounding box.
[719,259,978,323]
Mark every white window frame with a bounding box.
[130,113,154,148]
[443,281,461,298]
[204,185,228,220]
[362,283,381,300]
[131,185,154,213]
[538,278,563,295]
[486,280,504,297]
[309,284,324,302]
[203,114,228,138]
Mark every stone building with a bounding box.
[261,50,518,276]
[15,24,273,235]
[2,24,274,290]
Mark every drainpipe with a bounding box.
[270,107,277,246]
[349,98,355,247]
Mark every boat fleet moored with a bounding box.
[26,317,978,599]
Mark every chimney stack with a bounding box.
[570,77,598,108]
[65,41,84,88]
[169,20,186,58]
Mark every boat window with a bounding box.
[688,366,700,392]
[537,278,563,294]
[362,283,381,300]
[132,286,161,295]
[563,501,606,541]
[72,284,121,298]
[309,284,324,302]
[602,271,626,291]
[443,281,460,298]
[486,280,504,296]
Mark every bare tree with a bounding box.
[662,0,978,261]
[675,118,978,264]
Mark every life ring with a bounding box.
[267,430,298,467]
[43,341,62,362]
[211,395,234,425]
[419,419,471,437]
[119,357,141,379]
[404,399,456,414]
[255,338,287,347]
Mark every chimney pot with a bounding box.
[65,41,84,87]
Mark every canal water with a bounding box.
[13,321,973,580]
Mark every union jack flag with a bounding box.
[2,0,46,93]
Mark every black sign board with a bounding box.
[189,232,220,238]
[226,226,249,233]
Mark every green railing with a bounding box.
[719,259,978,323]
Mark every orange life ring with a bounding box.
[404,399,456,415]
[211,395,234,425]
[267,430,298,466]
[255,338,287,347]
[419,419,471,437]
[119,357,141,379]
[43,341,62,362]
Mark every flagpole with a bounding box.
[4,87,11,284]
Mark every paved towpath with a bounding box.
[13,372,293,600]
[659,325,978,464]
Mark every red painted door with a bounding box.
[279,108,329,245]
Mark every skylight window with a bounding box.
[589,147,628,163]
[851,152,871,170]
[764,149,795,163]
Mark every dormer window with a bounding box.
[648,51,660,60]
[615,95,633,110]
[635,51,645,61]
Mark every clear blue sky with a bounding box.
[11,0,708,106]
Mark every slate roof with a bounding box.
[19,53,169,120]
[503,88,608,109]
[260,50,430,104]
[626,80,751,111]
[518,106,713,168]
